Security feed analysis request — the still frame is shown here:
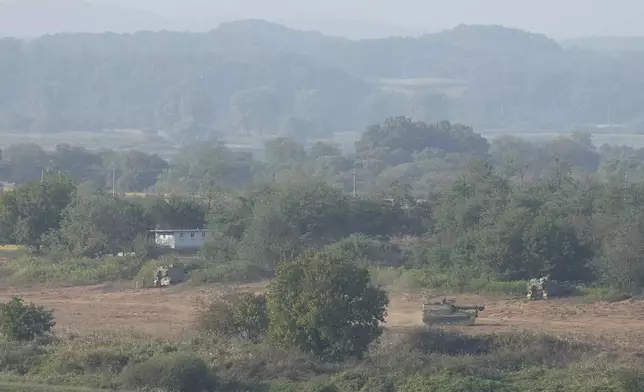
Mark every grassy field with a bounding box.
[0,381,124,392]
[0,246,23,252]
[483,131,644,148]
[0,130,177,159]
[2,128,644,160]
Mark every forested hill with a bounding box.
[2,20,644,138]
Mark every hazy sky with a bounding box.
[1,0,643,39]
[95,0,644,38]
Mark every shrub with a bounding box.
[54,348,131,375]
[0,296,55,342]
[120,353,217,392]
[195,292,269,343]
[0,340,44,375]
[187,261,273,285]
[267,250,389,361]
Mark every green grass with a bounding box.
[0,311,641,391]
[576,286,632,302]
[0,381,124,391]
[1,256,145,286]
[370,267,636,303]
[370,267,526,296]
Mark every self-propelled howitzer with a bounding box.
[422,298,485,326]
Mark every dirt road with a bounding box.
[2,282,644,348]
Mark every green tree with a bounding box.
[120,353,218,392]
[0,296,55,342]
[165,141,256,192]
[267,250,389,361]
[49,190,149,257]
[49,144,103,183]
[145,196,206,229]
[2,143,49,184]
[0,173,76,248]
[595,208,644,291]
[238,180,352,268]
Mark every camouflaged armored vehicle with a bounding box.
[422,297,485,326]
[527,276,578,300]
[153,264,185,287]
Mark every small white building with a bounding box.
[151,229,211,250]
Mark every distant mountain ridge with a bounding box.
[0,0,168,38]
[1,18,644,138]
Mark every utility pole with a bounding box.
[352,167,357,198]
[112,168,116,197]
[41,169,44,183]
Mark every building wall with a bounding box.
[155,231,209,249]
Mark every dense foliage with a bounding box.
[196,292,269,343]
[0,296,55,342]
[267,250,389,361]
[3,117,644,293]
[1,116,644,390]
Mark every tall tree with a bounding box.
[49,190,149,257]
[0,173,76,248]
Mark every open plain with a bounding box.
[1,282,643,351]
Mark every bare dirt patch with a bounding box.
[1,282,644,349]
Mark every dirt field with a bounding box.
[1,282,644,349]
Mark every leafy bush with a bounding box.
[324,234,405,268]
[0,296,55,342]
[120,353,218,392]
[267,250,389,361]
[195,292,269,342]
[0,340,44,375]
[54,348,131,375]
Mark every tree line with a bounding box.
[2,117,643,197]
[2,117,644,292]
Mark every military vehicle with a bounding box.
[527,276,578,300]
[422,297,485,326]
[153,264,185,287]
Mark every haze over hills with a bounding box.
[2,19,644,142]
[562,36,644,53]
[4,0,644,40]
[0,0,426,39]
[0,0,169,38]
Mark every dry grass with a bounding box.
[0,246,22,252]
[2,281,644,352]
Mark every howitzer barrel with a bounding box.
[454,305,485,311]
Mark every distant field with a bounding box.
[482,132,644,148]
[378,77,469,98]
[0,129,177,159]
[332,129,644,149]
[3,129,644,156]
